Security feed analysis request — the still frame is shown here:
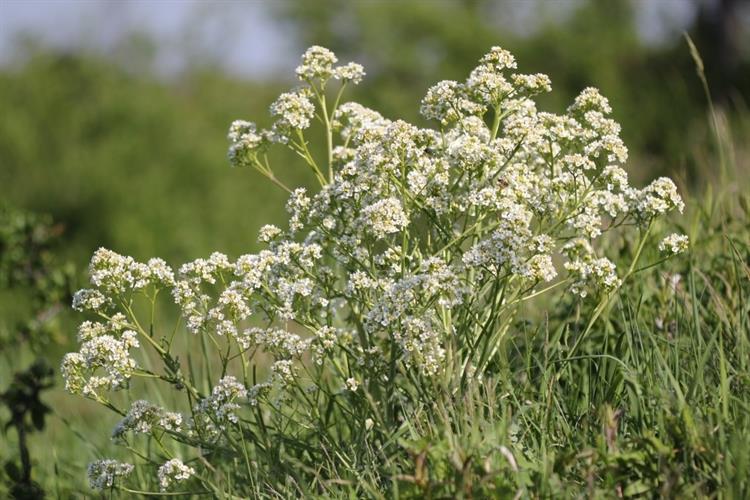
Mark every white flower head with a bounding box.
[361,198,409,239]
[270,89,316,131]
[631,177,685,221]
[227,120,267,166]
[421,80,484,124]
[72,288,108,312]
[334,62,365,84]
[258,224,282,243]
[658,233,689,255]
[296,45,338,83]
[479,46,517,71]
[511,73,552,96]
[158,458,194,491]
[112,400,182,440]
[569,87,612,115]
[346,377,359,391]
[87,459,134,490]
[195,376,247,427]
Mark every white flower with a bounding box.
[466,64,513,106]
[158,458,194,491]
[72,288,108,312]
[333,102,388,141]
[421,80,483,124]
[361,198,409,239]
[393,317,446,376]
[195,376,247,428]
[76,321,108,342]
[631,177,685,219]
[244,327,310,358]
[270,359,296,386]
[334,62,365,84]
[479,46,517,71]
[568,87,612,114]
[659,233,689,255]
[227,120,267,166]
[88,248,152,293]
[258,224,282,243]
[112,400,182,440]
[147,258,175,287]
[270,90,316,131]
[62,330,140,396]
[296,45,338,82]
[521,254,558,282]
[346,377,359,391]
[565,256,621,298]
[511,73,552,95]
[87,459,134,490]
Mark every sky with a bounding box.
[0,0,717,79]
[0,0,297,77]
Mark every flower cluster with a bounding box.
[659,233,689,255]
[112,400,182,440]
[65,45,688,496]
[87,459,134,490]
[563,239,621,298]
[158,459,194,491]
[72,248,174,313]
[192,376,247,437]
[227,45,365,169]
[61,327,139,396]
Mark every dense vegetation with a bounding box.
[1,1,748,497]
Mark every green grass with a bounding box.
[3,129,746,500]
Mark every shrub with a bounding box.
[62,46,687,497]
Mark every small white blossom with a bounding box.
[334,62,365,84]
[346,377,359,391]
[62,330,139,396]
[659,233,689,255]
[270,89,316,131]
[158,458,194,491]
[361,198,409,238]
[479,46,517,71]
[227,120,267,167]
[87,459,134,490]
[569,87,612,114]
[511,73,552,95]
[72,288,108,312]
[421,80,483,124]
[631,177,685,219]
[258,224,282,243]
[88,248,152,293]
[112,400,182,440]
[296,45,337,82]
[195,376,247,432]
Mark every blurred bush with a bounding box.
[0,204,71,499]
[0,49,312,267]
[0,203,74,353]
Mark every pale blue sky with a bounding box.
[0,0,297,77]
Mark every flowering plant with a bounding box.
[63,46,687,496]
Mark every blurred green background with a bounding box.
[0,0,748,495]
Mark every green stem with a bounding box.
[564,220,654,363]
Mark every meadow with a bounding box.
[1,3,749,498]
